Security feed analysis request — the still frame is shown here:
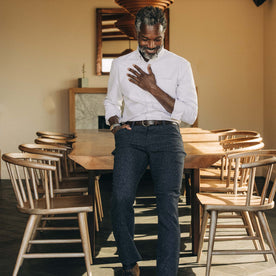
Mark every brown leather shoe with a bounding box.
[122,263,140,276]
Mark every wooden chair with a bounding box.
[184,136,264,204]
[210,128,236,141]
[35,137,75,149]
[19,143,104,232]
[2,152,93,276]
[212,130,261,176]
[217,130,260,145]
[219,130,260,138]
[18,144,88,193]
[34,136,89,181]
[33,139,104,231]
[198,141,265,247]
[220,136,262,146]
[210,128,236,134]
[34,136,90,181]
[219,139,264,180]
[201,135,263,180]
[34,137,76,178]
[197,150,276,276]
[200,141,265,192]
[36,130,76,139]
[184,141,264,203]
[34,134,105,233]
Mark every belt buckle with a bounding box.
[141,120,155,127]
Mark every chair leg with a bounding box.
[78,212,93,276]
[13,215,40,276]
[94,202,99,232]
[206,210,218,276]
[84,212,93,265]
[26,214,42,252]
[241,211,259,251]
[63,154,69,177]
[253,180,260,195]
[197,207,209,262]
[93,176,101,232]
[249,212,268,261]
[220,157,225,180]
[95,176,104,221]
[256,211,276,263]
[184,173,191,205]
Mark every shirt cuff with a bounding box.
[105,112,122,126]
[171,99,198,125]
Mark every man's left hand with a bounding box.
[127,64,157,93]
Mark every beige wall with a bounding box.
[264,0,276,149]
[264,0,276,178]
[171,1,263,131]
[0,0,269,178]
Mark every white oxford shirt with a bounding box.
[104,48,198,125]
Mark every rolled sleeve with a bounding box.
[104,60,123,125]
[171,62,198,125]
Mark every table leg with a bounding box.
[191,168,200,255]
[88,170,96,257]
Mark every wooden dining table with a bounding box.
[69,128,225,256]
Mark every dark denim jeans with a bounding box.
[111,124,186,276]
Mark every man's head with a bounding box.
[135,6,167,60]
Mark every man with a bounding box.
[104,6,198,276]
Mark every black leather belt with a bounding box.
[124,120,178,127]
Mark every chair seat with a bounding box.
[63,174,88,181]
[35,177,88,194]
[54,179,88,194]
[197,193,274,211]
[200,178,248,193]
[200,167,221,178]
[18,195,93,215]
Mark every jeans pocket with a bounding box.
[114,129,133,150]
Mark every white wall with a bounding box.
[0,0,268,178]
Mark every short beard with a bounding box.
[139,45,163,60]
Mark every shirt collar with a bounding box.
[136,46,165,62]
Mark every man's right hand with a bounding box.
[108,116,132,135]
[111,124,132,135]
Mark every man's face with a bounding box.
[138,23,164,60]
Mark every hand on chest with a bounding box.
[121,62,177,98]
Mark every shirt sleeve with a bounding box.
[104,60,123,125]
[170,61,198,125]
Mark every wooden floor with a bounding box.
[1,174,276,276]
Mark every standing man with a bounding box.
[104,6,198,276]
